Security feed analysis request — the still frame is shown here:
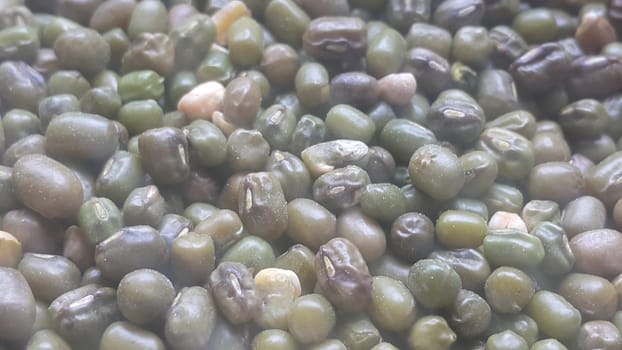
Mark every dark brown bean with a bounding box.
[566,55,622,100]
[315,237,373,312]
[303,16,367,67]
[510,43,571,95]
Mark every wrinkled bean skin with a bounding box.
[312,165,371,213]
[426,89,485,146]
[238,172,288,241]
[510,43,571,95]
[303,16,367,66]
[48,284,121,350]
[208,262,260,325]
[403,47,452,97]
[139,127,190,185]
[585,151,622,207]
[10,1,622,349]
[477,127,534,181]
[301,139,370,178]
[566,56,622,100]
[409,144,465,200]
[315,237,373,312]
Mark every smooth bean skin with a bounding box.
[560,195,606,238]
[558,272,618,321]
[575,320,622,350]
[486,330,529,350]
[253,267,301,330]
[45,112,119,164]
[100,321,166,350]
[170,232,215,287]
[408,315,457,350]
[484,267,535,314]
[532,131,571,164]
[164,287,216,350]
[369,276,417,332]
[326,104,376,144]
[26,329,72,350]
[436,210,487,249]
[380,118,437,164]
[286,198,336,250]
[117,99,164,135]
[0,267,36,342]
[227,17,264,68]
[528,162,585,204]
[13,154,84,220]
[525,290,582,341]
[252,329,299,350]
[221,236,275,273]
[367,27,407,78]
[336,208,387,263]
[0,231,22,268]
[530,339,568,350]
[264,0,310,48]
[570,229,622,277]
[117,269,175,326]
[288,293,336,344]
[127,0,167,39]
[295,62,330,108]
[483,230,545,268]
[53,27,110,77]
[18,253,81,303]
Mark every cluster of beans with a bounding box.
[4,0,622,349]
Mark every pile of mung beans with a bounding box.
[3,0,622,349]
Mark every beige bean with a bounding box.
[177,81,225,121]
[378,73,417,106]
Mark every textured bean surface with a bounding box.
[5,0,622,348]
